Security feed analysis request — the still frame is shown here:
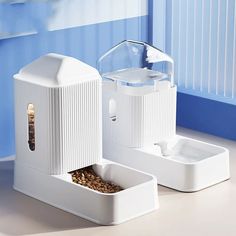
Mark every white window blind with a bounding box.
[165,0,236,104]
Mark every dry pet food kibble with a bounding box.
[27,104,35,151]
[70,166,123,193]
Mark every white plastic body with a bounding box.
[102,80,230,191]
[103,135,230,192]
[14,54,101,174]
[103,80,176,148]
[14,159,158,225]
[13,54,158,225]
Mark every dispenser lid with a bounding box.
[14,53,100,87]
[97,40,174,87]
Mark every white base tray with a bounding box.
[104,135,230,192]
[14,159,158,225]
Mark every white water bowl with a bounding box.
[169,138,226,163]
[104,135,230,192]
[14,159,158,225]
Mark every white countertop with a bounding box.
[1,127,236,236]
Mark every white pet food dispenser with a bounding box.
[98,40,230,192]
[13,53,158,225]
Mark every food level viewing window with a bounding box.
[109,98,117,122]
[27,103,35,151]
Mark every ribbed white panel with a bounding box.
[103,93,144,148]
[143,87,176,145]
[116,95,144,147]
[166,0,236,102]
[102,83,176,148]
[49,79,101,174]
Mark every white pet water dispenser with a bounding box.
[13,53,158,225]
[98,40,230,192]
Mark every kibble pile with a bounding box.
[28,106,35,151]
[70,166,123,193]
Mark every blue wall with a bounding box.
[164,0,236,102]
[0,15,148,158]
[3,0,236,158]
[177,92,236,140]
[151,0,236,141]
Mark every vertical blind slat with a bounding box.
[232,2,236,98]
[167,0,236,102]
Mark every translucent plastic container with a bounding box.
[98,40,174,88]
[99,40,176,148]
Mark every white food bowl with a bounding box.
[14,159,158,225]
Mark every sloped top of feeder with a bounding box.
[14,53,100,87]
[97,40,174,87]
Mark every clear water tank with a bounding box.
[97,40,174,89]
